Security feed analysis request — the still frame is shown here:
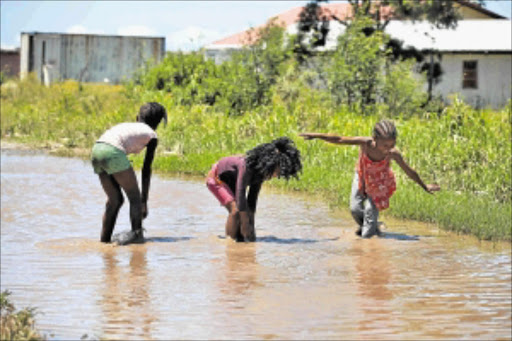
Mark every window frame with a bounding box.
[462,60,478,89]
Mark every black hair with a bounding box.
[246,137,302,181]
[373,119,397,140]
[138,102,167,129]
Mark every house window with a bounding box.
[462,60,478,89]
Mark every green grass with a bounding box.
[1,78,510,241]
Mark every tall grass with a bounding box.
[0,75,139,148]
[1,78,510,241]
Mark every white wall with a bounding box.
[19,34,30,78]
[203,46,238,65]
[433,53,511,109]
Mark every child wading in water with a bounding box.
[206,137,302,242]
[300,120,440,238]
[91,102,167,245]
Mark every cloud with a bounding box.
[166,26,223,51]
[66,25,105,35]
[66,24,156,37]
[67,25,88,34]
[63,24,224,51]
[0,44,18,51]
[117,25,158,37]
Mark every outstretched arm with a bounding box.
[299,133,370,146]
[141,138,158,218]
[390,149,440,194]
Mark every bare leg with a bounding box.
[98,172,124,242]
[224,201,243,242]
[112,168,142,233]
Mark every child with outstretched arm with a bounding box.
[206,137,302,242]
[300,120,440,238]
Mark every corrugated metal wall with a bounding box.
[0,50,20,77]
[20,32,165,84]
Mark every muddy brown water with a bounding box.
[1,149,511,340]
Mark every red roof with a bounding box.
[211,2,386,46]
[210,0,505,47]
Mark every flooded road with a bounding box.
[1,149,511,340]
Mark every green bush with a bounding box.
[130,19,294,116]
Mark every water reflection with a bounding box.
[354,241,393,301]
[218,242,259,306]
[257,235,340,244]
[380,231,420,241]
[100,248,156,340]
[352,240,395,337]
[145,236,194,243]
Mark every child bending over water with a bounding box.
[206,137,302,242]
[91,102,167,245]
[300,120,440,238]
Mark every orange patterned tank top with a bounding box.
[356,151,396,210]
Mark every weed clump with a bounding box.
[0,290,44,341]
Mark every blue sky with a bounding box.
[1,0,510,51]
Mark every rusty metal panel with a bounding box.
[0,50,20,77]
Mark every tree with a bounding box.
[292,0,331,64]
[296,0,484,103]
[325,0,485,30]
[327,16,388,109]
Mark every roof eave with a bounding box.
[455,0,507,19]
[430,49,512,54]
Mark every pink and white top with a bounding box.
[97,122,157,154]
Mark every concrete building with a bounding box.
[20,32,165,85]
[204,1,511,109]
[0,48,20,78]
[384,20,512,109]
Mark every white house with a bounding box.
[204,2,511,109]
[384,20,511,109]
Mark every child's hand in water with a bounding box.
[244,229,256,242]
[241,220,256,242]
[426,184,441,194]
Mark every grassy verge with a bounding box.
[1,79,510,241]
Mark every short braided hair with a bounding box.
[373,119,397,139]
